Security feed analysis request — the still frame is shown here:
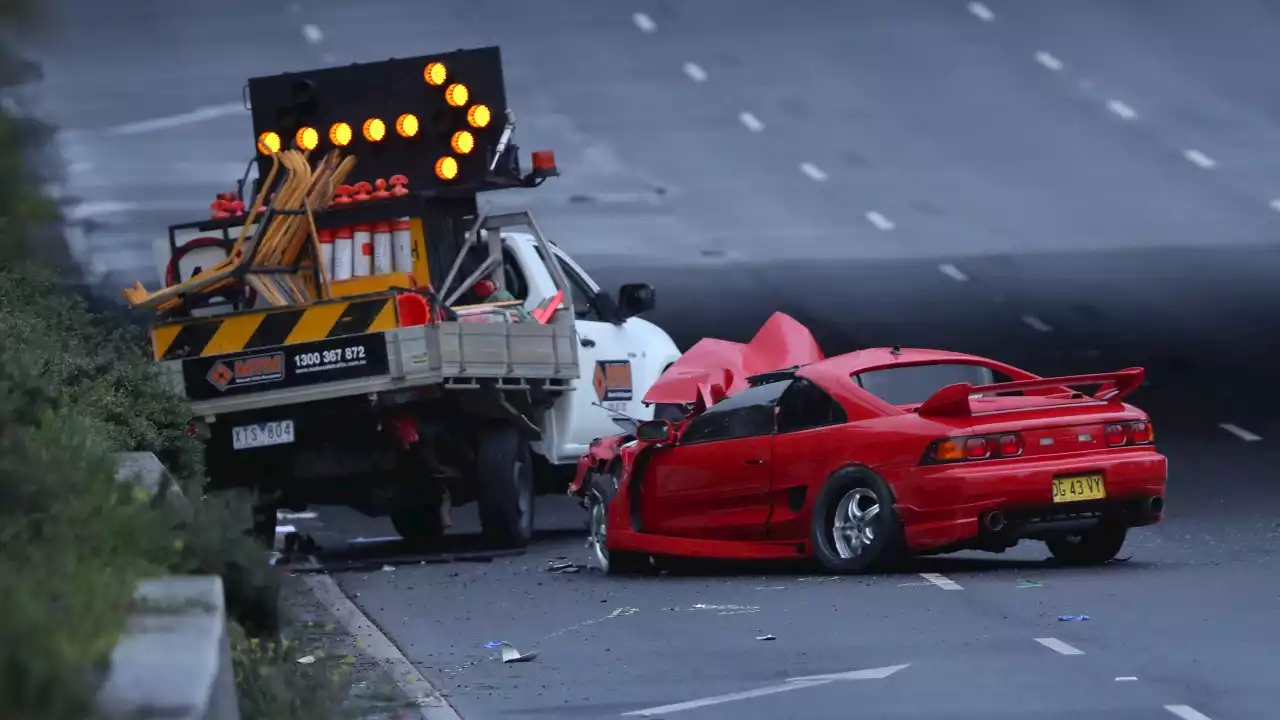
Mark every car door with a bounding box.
[640,381,790,541]
[769,378,851,538]
[547,247,650,451]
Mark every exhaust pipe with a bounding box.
[983,510,1007,533]
[1145,495,1164,515]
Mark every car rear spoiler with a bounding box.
[915,367,1145,418]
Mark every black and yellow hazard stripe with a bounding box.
[151,296,398,361]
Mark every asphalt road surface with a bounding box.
[21,0,1280,718]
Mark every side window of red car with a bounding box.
[777,379,848,434]
[681,381,790,444]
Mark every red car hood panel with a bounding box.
[642,312,825,405]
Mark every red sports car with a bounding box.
[570,312,1167,575]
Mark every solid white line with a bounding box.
[1107,100,1137,120]
[1034,51,1064,71]
[1022,314,1054,333]
[1219,422,1262,442]
[968,2,996,21]
[739,111,765,132]
[1269,198,1280,213]
[866,211,896,231]
[919,572,963,590]
[624,680,828,716]
[106,102,247,135]
[1034,637,1085,656]
[304,572,463,719]
[799,162,828,181]
[1165,705,1214,720]
[938,263,969,282]
[301,23,324,44]
[1184,149,1216,169]
[632,12,657,32]
[683,62,708,82]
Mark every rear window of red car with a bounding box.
[853,363,1000,406]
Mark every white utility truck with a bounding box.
[136,46,681,548]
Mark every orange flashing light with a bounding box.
[450,130,474,154]
[396,113,420,138]
[424,62,447,86]
[329,122,353,146]
[295,126,319,151]
[444,83,469,107]
[466,104,491,128]
[434,156,459,181]
[257,131,281,155]
[363,117,386,142]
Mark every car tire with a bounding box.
[810,467,905,574]
[475,426,536,549]
[586,467,650,574]
[1045,522,1128,565]
[391,506,446,549]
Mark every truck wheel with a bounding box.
[476,426,536,548]
[391,507,445,548]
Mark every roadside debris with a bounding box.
[485,641,538,663]
[296,654,316,664]
[546,558,586,574]
[1058,614,1091,622]
[1017,580,1043,589]
[756,634,777,641]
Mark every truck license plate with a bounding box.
[232,420,295,450]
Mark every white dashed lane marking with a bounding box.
[1034,51,1064,71]
[1021,314,1053,333]
[1107,100,1137,120]
[682,62,708,83]
[919,572,963,590]
[865,211,896,231]
[1034,638,1085,656]
[738,111,765,132]
[1219,423,1262,442]
[106,102,247,135]
[633,12,657,32]
[301,23,324,44]
[1183,149,1216,169]
[1269,198,1280,213]
[938,263,969,282]
[799,162,828,181]
[968,2,996,21]
[1164,705,1214,720]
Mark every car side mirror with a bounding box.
[618,283,656,319]
[635,419,674,443]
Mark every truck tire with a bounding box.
[476,426,536,548]
[391,507,445,548]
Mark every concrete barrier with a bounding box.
[99,453,240,720]
[95,575,240,720]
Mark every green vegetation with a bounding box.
[0,15,351,720]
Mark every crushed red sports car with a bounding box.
[569,312,1167,575]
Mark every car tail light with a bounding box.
[1106,423,1130,447]
[1131,421,1153,444]
[998,433,1024,457]
[924,432,1025,465]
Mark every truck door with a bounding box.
[548,247,650,453]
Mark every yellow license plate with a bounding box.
[1052,474,1106,503]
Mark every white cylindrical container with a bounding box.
[317,229,335,281]
[353,224,373,277]
[372,221,393,275]
[332,227,354,281]
[392,217,414,273]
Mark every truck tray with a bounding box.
[156,320,579,417]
